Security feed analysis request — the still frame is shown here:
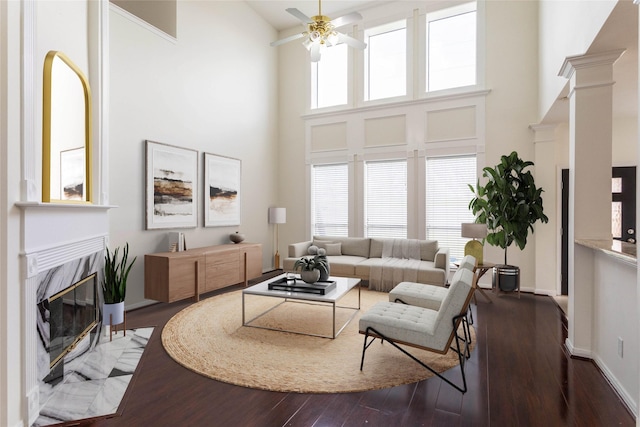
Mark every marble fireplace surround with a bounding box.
[17,202,113,424]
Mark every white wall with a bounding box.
[538,0,617,121]
[1,0,25,423]
[109,1,279,308]
[483,1,540,289]
[592,252,638,414]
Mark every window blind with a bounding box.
[312,163,348,236]
[365,159,407,238]
[426,155,477,261]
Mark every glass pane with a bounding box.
[612,201,622,238]
[313,44,348,109]
[365,160,407,238]
[426,155,476,261]
[427,10,476,91]
[312,164,349,236]
[612,177,622,193]
[366,26,406,101]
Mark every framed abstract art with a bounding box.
[145,140,198,229]
[204,153,241,227]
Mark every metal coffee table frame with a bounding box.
[242,274,361,339]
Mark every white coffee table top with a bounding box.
[243,273,360,303]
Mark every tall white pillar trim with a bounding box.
[558,49,626,79]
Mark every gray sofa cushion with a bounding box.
[355,258,446,287]
[325,255,366,276]
[313,236,371,258]
[369,238,439,261]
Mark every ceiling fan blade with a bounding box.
[270,32,306,47]
[337,32,367,50]
[310,42,322,62]
[330,11,363,29]
[286,8,312,25]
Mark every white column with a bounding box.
[559,49,624,357]
[529,124,557,296]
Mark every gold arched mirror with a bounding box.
[42,51,93,203]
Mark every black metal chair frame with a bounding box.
[360,312,472,393]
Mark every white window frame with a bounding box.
[310,43,349,110]
[310,162,350,237]
[425,153,478,262]
[362,19,410,105]
[420,1,480,98]
[364,158,408,238]
[308,30,358,114]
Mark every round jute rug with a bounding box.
[161,286,475,393]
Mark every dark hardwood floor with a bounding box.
[89,272,635,427]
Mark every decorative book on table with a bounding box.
[168,232,186,252]
[268,277,336,295]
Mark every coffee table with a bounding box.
[242,274,361,339]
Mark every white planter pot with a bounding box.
[103,301,125,326]
[301,269,320,284]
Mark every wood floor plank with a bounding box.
[84,272,635,427]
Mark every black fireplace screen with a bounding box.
[48,273,98,368]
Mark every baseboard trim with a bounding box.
[591,354,638,418]
[565,338,592,359]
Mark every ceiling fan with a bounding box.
[270,0,367,62]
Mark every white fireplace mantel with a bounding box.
[17,201,116,423]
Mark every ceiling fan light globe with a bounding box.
[327,32,339,46]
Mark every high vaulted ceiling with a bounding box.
[246,1,385,31]
[247,0,637,124]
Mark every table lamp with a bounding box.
[268,207,286,269]
[461,223,487,265]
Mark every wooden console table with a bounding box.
[144,243,262,303]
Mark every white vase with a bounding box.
[103,301,125,326]
[301,269,320,284]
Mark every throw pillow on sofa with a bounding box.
[313,240,342,256]
[323,242,342,256]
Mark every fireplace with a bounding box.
[35,251,103,387]
[18,201,112,424]
[46,273,98,369]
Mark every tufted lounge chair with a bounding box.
[388,254,476,310]
[359,268,475,393]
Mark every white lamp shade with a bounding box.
[268,207,286,224]
[461,223,487,239]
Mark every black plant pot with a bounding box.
[492,265,520,292]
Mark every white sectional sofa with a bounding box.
[283,236,450,290]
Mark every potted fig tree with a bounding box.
[469,151,549,291]
[102,243,136,330]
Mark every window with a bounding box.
[365,159,407,238]
[312,163,349,236]
[427,3,476,92]
[425,155,476,261]
[364,20,407,101]
[311,44,348,109]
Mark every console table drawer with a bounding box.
[144,243,262,303]
[205,258,239,291]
